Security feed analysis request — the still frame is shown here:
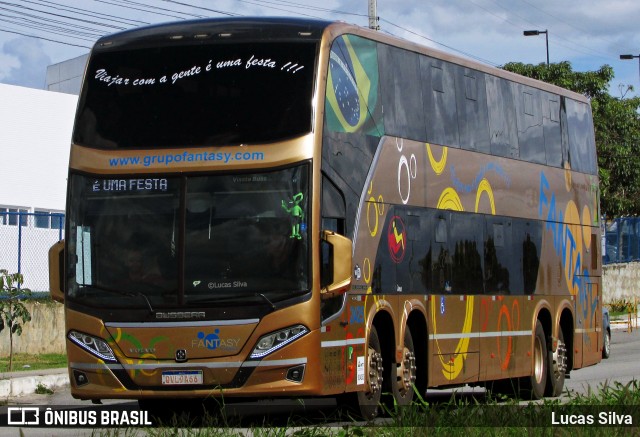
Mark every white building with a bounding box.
[0,83,78,291]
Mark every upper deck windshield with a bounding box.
[67,165,310,311]
[73,41,317,149]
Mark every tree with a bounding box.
[502,61,640,218]
[0,270,32,371]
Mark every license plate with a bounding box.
[161,370,203,385]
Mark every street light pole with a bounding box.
[620,54,640,84]
[523,30,549,67]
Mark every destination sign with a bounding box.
[91,178,169,192]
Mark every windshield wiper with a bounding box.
[257,293,276,311]
[80,284,155,315]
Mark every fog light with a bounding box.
[73,370,89,387]
[286,364,305,383]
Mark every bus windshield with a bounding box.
[67,165,310,310]
[73,41,317,149]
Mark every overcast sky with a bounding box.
[0,0,639,97]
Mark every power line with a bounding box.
[93,0,205,21]
[0,1,125,30]
[160,0,239,17]
[20,0,147,26]
[0,13,103,40]
[380,18,499,67]
[0,27,91,48]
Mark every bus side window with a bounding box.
[321,175,347,321]
[513,219,541,295]
[456,68,490,154]
[486,76,519,159]
[433,215,452,293]
[516,85,545,165]
[542,91,562,168]
[378,44,426,142]
[320,236,334,289]
[484,218,513,295]
[450,213,484,294]
[421,56,459,148]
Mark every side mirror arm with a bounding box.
[48,240,65,303]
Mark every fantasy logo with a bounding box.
[192,329,241,351]
[387,215,407,263]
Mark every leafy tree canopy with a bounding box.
[502,61,640,218]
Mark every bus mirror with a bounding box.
[320,230,352,298]
[48,240,65,303]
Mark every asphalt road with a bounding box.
[1,327,637,435]
[563,327,640,397]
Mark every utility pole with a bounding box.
[368,0,380,30]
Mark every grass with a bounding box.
[82,380,640,437]
[34,382,54,395]
[0,353,67,373]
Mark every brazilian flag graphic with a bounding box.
[325,35,383,136]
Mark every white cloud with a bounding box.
[0,38,51,89]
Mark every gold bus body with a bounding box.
[50,19,602,409]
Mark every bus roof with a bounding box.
[92,17,331,50]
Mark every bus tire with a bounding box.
[520,320,547,400]
[356,325,384,420]
[389,327,417,407]
[602,328,611,359]
[546,327,567,397]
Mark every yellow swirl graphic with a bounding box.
[431,296,475,380]
[437,187,464,211]
[433,185,474,380]
[427,143,448,175]
[475,178,496,214]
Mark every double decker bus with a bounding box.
[49,17,602,419]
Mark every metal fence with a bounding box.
[603,217,640,264]
[0,211,65,292]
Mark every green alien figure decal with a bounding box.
[281,192,305,239]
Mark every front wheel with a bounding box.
[337,326,384,420]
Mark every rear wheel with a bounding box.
[546,328,567,397]
[602,328,611,359]
[520,320,547,400]
[389,328,417,407]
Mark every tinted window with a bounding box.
[421,57,459,147]
[516,85,545,164]
[75,42,317,149]
[542,91,562,167]
[378,44,425,141]
[566,99,597,174]
[486,76,519,158]
[456,68,490,153]
[450,213,484,294]
[484,217,513,294]
[514,220,541,294]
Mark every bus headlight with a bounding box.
[250,325,308,359]
[68,330,116,362]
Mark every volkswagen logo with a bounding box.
[175,349,187,362]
